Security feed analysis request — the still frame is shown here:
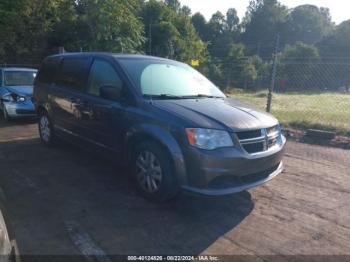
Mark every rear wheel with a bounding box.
[38,111,56,146]
[132,141,180,202]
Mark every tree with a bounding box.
[0,0,24,60]
[226,8,240,32]
[224,43,245,88]
[208,11,226,37]
[48,0,80,52]
[282,41,320,60]
[318,20,350,57]
[242,0,289,56]
[141,0,206,62]
[286,5,334,45]
[279,42,320,90]
[151,21,179,57]
[180,5,191,17]
[191,12,210,41]
[241,60,258,89]
[164,0,180,12]
[317,20,350,91]
[207,11,234,59]
[74,0,144,53]
[0,0,146,63]
[0,0,73,63]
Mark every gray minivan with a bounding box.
[33,53,286,201]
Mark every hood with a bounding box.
[4,86,33,96]
[152,97,279,131]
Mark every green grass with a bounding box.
[228,89,350,136]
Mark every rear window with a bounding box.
[57,57,91,90]
[36,58,60,84]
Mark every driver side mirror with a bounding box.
[99,85,122,101]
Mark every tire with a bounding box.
[0,191,21,262]
[131,141,180,202]
[38,110,56,146]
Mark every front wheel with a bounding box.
[132,141,180,202]
[38,111,56,146]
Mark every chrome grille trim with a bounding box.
[239,136,266,144]
[235,125,281,154]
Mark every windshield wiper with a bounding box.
[183,94,224,99]
[144,94,225,100]
[143,94,184,100]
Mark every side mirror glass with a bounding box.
[99,85,121,101]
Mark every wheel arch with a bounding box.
[36,102,52,117]
[125,124,188,186]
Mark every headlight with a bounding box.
[185,128,234,150]
[2,93,26,102]
[2,94,14,102]
[17,95,26,102]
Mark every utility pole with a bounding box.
[266,34,280,113]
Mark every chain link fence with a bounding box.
[1,54,350,135]
[212,58,350,135]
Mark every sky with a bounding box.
[180,0,349,25]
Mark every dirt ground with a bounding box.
[0,118,350,260]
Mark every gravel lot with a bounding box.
[0,118,350,260]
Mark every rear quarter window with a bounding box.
[57,57,91,90]
[36,58,60,85]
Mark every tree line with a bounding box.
[1,0,350,91]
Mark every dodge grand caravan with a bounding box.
[33,53,286,201]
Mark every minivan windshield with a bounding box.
[4,71,37,86]
[118,58,225,99]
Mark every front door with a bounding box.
[78,58,126,151]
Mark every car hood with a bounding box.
[4,86,33,96]
[152,97,279,131]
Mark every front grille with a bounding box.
[242,142,264,154]
[236,129,262,140]
[235,125,280,155]
[16,109,36,115]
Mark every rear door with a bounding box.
[77,58,127,151]
[49,56,92,137]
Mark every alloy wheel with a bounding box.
[136,150,163,193]
[39,115,51,143]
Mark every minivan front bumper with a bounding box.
[182,161,283,196]
[180,135,286,196]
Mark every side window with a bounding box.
[57,57,90,90]
[87,60,123,97]
[36,58,60,84]
[0,70,2,86]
